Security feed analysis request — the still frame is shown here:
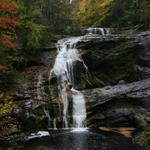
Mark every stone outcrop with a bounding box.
[76,31,150,148]
[82,78,150,127]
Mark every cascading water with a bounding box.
[69,0,74,4]
[86,27,111,35]
[49,28,111,129]
[50,37,87,129]
[72,89,86,128]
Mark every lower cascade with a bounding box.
[50,36,87,129]
[72,88,86,128]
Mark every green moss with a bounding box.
[83,40,139,87]
[133,114,150,148]
[94,92,103,101]
[133,129,150,149]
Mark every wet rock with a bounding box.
[12,92,31,101]
[11,107,23,118]
[87,106,149,128]
[83,78,150,128]
[136,34,150,80]
[40,51,56,67]
[77,38,139,88]
[83,78,150,105]
[75,31,150,89]
[118,80,126,85]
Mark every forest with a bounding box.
[0,0,150,149]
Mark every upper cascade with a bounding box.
[70,0,73,4]
[85,27,112,35]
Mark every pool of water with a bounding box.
[20,129,143,150]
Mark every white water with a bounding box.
[27,131,50,140]
[50,27,110,129]
[53,118,57,129]
[70,0,73,4]
[72,88,86,128]
[51,36,87,128]
[86,27,111,35]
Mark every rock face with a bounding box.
[83,78,150,128]
[76,31,150,89]
[76,31,150,148]
[136,34,150,79]
[5,29,150,148]
[8,49,59,132]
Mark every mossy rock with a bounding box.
[80,40,140,88]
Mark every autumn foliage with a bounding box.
[0,0,19,49]
[0,0,16,12]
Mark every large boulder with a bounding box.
[82,78,150,128]
[75,32,150,89]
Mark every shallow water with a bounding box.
[21,129,143,150]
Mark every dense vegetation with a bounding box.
[0,0,73,139]
[0,0,73,91]
[1,0,150,90]
[74,0,150,29]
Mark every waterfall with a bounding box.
[72,88,86,128]
[49,27,110,129]
[86,27,112,35]
[69,0,73,4]
[50,37,87,128]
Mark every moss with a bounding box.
[82,40,139,88]
[0,67,16,91]
[77,73,107,89]
[0,94,14,118]
[0,93,19,139]
[48,84,59,100]
[133,129,150,149]
[105,41,138,82]
[77,77,87,89]
[133,114,150,149]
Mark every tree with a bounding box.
[104,0,150,28]
[41,0,73,33]
[17,0,45,54]
[74,0,150,29]
[74,0,113,27]
[0,0,19,49]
